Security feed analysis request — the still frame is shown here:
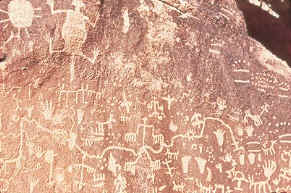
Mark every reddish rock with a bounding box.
[0,0,290,192]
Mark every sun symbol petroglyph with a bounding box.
[0,0,41,48]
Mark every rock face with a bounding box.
[237,0,291,67]
[0,0,291,192]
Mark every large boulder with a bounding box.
[0,0,290,192]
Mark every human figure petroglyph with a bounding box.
[44,149,57,186]
[46,0,100,83]
[162,159,175,177]
[137,117,154,146]
[215,163,223,173]
[46,0,98,52]
[147,96,165,120]
[161,95,176,111]
[120,91,132,114]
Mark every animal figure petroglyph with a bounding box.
[150,160,161,171]
[166,148,179,160]
[124,162,136,175]
[248,176,271,193]
[125,132,137,143]
[152,133,164,144]
[262,140,277,156]
[244,109,263,127]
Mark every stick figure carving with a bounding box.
[46,0,100,82]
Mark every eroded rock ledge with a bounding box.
[237,0,291,67]
[0,0,290,192]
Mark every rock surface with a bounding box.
[237,0,291,67]
[0,0,291,192]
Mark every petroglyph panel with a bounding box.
[0,0,291,193]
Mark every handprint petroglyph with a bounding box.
[263,160,277,179]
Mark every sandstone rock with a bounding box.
[0,0,290,192]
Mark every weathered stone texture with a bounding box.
[0,0,290,192]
